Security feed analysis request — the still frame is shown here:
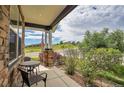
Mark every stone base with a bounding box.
[42,48,54,67]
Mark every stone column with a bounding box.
[42,30,54,67]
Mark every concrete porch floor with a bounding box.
[22,65,81,87]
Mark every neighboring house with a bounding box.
[0,5,77,86]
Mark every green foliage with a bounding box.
[79,60,97,85]
[107,29,124,52]
[79,48,123,85]
[86,48,122,70]
[64,49,79,75]
[25,43,77,53]
[80,28,109,50]
[78,28,124,85]
[111,64,124,77]
[31,56,39,61]
[25,46,42,53]
[98,71,124,86]
[71,41,76,45]
[53,43,77,51]
[79,28,124,52]
[60,41,63,44]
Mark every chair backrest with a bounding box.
[18,67,30,86]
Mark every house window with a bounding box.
[18,35,22,56]
[18,23,22,56]
[9,5,23,63]
[9,28,17,61]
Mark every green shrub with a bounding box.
[98,71,124,86]
[79,60,98,85]
[79,48,123,86]
[111,64,124,77]
[86,48,122,71]
[64,49,79,75]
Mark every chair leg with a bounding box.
[22,81,24,87]
[36,68,38,85]
[44,80,46,87]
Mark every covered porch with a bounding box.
[0,5,78,87]
[15,5,78,87]
[11,5,77,66]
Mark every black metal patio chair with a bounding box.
[23,56,34,73]
[18,67,47,87]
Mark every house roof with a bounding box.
[10,5,77,32]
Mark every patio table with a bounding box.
[20,61,40,74]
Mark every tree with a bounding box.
[79,30,91,50]
[78,28,124,53]
[79,28,109,50]
[72,41,76,45]
[60,41,63,44]
[107,29,124,52]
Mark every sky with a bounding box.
[25,5,124,46]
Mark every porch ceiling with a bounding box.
[21,5,66,26]
[11,5,77,31]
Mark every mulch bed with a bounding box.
[56,65,85,86]
[68,73,116,87]
[68,72,85,86]
[55,65,121,87]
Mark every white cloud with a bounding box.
[53,5,124,43]
[25,30,43,40]
[25,35,42,39]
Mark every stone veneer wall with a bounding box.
[0,5,23,87]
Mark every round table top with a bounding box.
[20,61,40,67]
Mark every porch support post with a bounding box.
[45,31,48,49]
[48,30,52,49]
[16,12,20,57]
[22,21,25,61]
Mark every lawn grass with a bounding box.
[25,46,42,53]
[31,56,40,61]
[25,43,77,53]
[53,43,78,51]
